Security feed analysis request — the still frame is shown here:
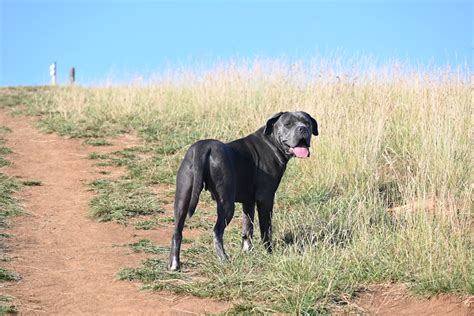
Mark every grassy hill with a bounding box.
[0,59,471,313]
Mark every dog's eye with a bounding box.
[284,122,292,127]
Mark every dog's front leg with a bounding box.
[241,202,255,251]
[257,199,274,253]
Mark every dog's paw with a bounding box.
[241,239,254,252]
[168,258,180,271]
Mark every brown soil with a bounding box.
[354,284,472,315]
[0,110,230,315]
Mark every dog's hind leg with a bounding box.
[168,162,194,271]
[206,144,236,262]
[213,198,235,262]
[241,202,255,252]
[168,193,188,271]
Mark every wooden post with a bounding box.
[49,62,56,85]
[69,67,75,85]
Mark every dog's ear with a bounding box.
[264,112,287,135]
[304,112,319,136]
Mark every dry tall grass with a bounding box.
[37,59,471,205]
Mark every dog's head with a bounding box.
[264,111,318,158]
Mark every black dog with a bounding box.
[168,111,318,271]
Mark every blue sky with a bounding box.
[1,1,472,86]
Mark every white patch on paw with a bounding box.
[242,239,253,252]
[169,257,179,270]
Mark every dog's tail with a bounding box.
[187,146,210,218]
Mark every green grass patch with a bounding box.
[0,268,20,282]
[129,239,170,254]
[0,126,12,167]
[0,147,12,155]
[84,138,112,146]
[0,127,12,134]
[157,216,174,224]
[0,157,10,168]
[134,218,161,230]
[96,161,114,167]
[0,295,17,314]
[182,238,193,244]
[117,257,185,285]
[89,179,163,223]
[0,87,37,109]
[0,138,22,294]
[21,180,42,186]
[0,174,22,225]
[88,152,111,160]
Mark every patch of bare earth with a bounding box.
[0,109,230,314]
[354,284,472,315]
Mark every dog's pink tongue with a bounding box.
[291,147,309,158]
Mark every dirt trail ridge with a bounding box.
[0,109,230,315]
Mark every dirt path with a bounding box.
[355,284,472,315]
[0,110,230,315]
